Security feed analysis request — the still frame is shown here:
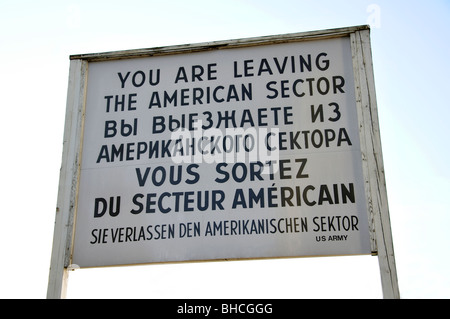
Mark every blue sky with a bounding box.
[0,0,449,298]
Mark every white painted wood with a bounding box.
[70,25,370,62]
[47,59,87,299]
[351,29,400,299]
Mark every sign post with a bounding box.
[47,59,87,299]
[350,30,399,298]
[48,25,399,298]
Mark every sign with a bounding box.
[48,26,399,299]
[70,32,373,268]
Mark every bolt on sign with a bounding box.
[48,25,399,298]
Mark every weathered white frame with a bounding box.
[47,59,87,298]
[350,29,399,298]
[47,25,399,298]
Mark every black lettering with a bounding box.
[175,67,188,83]
[131,193,144,214]
[266,81,278,99]
[118,72,130,88]
[94,198,107,218]
[316,52,330,71]
[295,158,309,178]
[132,70,145,87]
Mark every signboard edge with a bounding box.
[69,25,371,62]
[350,29,400,299]
[47,59,88,299]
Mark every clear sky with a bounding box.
[0,0,449,299]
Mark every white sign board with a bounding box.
[48,26,399,299]
[70,34,372,268]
